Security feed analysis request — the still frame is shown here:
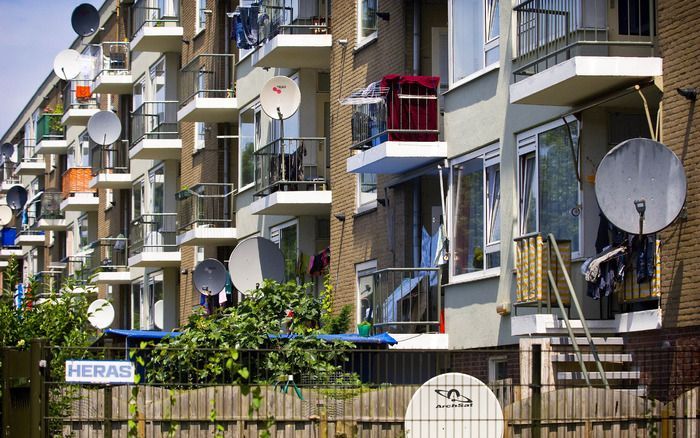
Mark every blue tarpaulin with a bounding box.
[270,332,397,345]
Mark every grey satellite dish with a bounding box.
[88,111,122,145]
[193,258,228,296]
[53,49,82,80]
[595,138,686,235]
[71,3,100,37]
[6,186,28,211]
[153,300,164,329]
[87,299,115,329]
[1,143,15,162]
[260,76,301,120]
[0,206,12,226]
[228,237,285,295]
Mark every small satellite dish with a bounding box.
[0,206,13,226]
[228,237,285,295]
[87,299,115,329]
[153,300,164,329]
[71,3,100,37]
[6,186,28,211]
[596,138,686,235]
[193,258,228,296]
[260,76,301,120]
[405,372,504,438]
[1,143,15,161]
[53,49,82,80]
[88,111,122,145]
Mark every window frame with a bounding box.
[355,260,377,325]
[130,279,143,330]
[238,102,261,192]
[194,122,206,151]
[357,0,379,48]
[356,173,377,212]
[448,143,501,283]
[448,0,500,85]
[195,0,207,34]
[269,219,299,282]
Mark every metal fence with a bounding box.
[90,139,130,174]
[16,138,39,165]
[38,191,64,220]
[259,0,330,41]
[179,54,235,107]
[87,237,128,275]
[92,41,130,77]
[132,1,180,37]
[254,137,329,197]
[129,213,178,256]
[176,183,235,231]
[63,80,98,112]
[131,101,179,145]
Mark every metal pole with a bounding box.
[531,343,542,438]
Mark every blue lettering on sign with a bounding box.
[65,360,136,384]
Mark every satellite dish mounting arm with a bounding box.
[278,106,285,183]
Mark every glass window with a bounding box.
[133,76,145,109]
[195,122,206,150]
[358,173,377,208]
[196,0,207,32]
[451,0,500,83]
[358,0,378,44]
[451,145,501,278]
[518,120,580,254]
[132,178,144,219]
[271,221,298,282]
[356,261,377,324]
[131,281,142,330]
[149,165,165,214]
[239,106,257,188]
[147,272,164,329]
[78,214,89,249]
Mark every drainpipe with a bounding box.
[223,0,231,221]
[413,180,420,267]
[413,0,421,75]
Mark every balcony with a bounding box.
[88,238,130,285]
[250,137,331,216]
[176,184,236,246]
[510,0,661,106]
[128,213,180,267]
[35,113,68,155]
[34,270,65,299]
[250,1,332,69]
[0,228,22,259]
[35,191,68,231]
[129,101,182,160]
[92,42,133,94]
[59,255,91,289]
[15,222,44,246]
[130,1,183,53]
[0,163,21,192]
[343,76,446,175]
[89,140,131,189]
[177,54,238,123]
[60,167,99,212]
[13,140,45,176]
[61,80,100,126]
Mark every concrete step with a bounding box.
[550,336,624,346]
[557,371,640,381]
[551,353,632,363]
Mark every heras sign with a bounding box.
[65,360,136,384]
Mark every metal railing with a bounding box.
[36,113,65,143]
[63,80,98,112]
[370,267,442,334]
[91,139,130,174]
[176,183,235,231]
[1,162,20,186]
[129,213,178,256]
[259,0,330,42]
[93,42,130,77]
[132,1,180,38]
[179,54,235,107]
[513,0,656,79]
[130,101,179,145]
[33,270,63,298]
[254,137,328,197]
[38,192,64,220]
[17,138,39,164]
[60,255,90,285]
[87,237,128,274]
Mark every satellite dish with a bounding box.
[0,206,13,226]
[193,258,228,296]
[153,300,164,329]
[595,138,686,235]
[228,237,285,295]
[405,372,504,438]
[1,143,15,161]
[53,49,82,80]
[88,111,122,145]
[260,76,301,120]
[71,3,100,37]
[87,299,115,329]
[6,186,28,211]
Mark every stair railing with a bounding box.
[547,233,610,389]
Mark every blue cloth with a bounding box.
[104,329,180,341]
[269,332,397,345]
[232,5,260,49]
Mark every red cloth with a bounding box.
[75,85,92,100]
[380,75,440,142]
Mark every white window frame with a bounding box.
[355,260,377,325]
[133,75,145,109]
[238,102,261,192]
[488,355,508,384]
[516,116,582,258]
[449,143,501,283]
[357,0,378,48]
[270,219,299,281]
[148,163,165,214]
[448,0,500,86]
[132,177,145,220]
[130,279,143,330]
[356,173,377,213]
[194,122,206,151]
[195,0,207,34]
[77,213,90,251]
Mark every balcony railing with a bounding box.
[17,139,39,164]
[259,0,330,41]
[343,76,440,151]
[1,162,20,186]
[132,1,180,37]
[129,213,178,256]
[93,42,130,76]
[87,238,128,274]
[60,255,90,285]
[62,167,95,199]
[180,54,235,107]
[38,191,65,220]
[91,139,130,174]
[36,113,65,143]
[34,270,64,298]
[176,183,235,231]
[254,137,328,197]
[131,101,179,145]
[63,80,98,112]
[513,0,656,79]
[370,268,442,334]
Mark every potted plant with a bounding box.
[358,319,372,337]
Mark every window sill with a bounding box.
[353,200,377,218]
[192,146,204,157]
[445,62,500,95]
[447,267,501,286]
[193,27,205,39]
[238,182,254,194]
[354,33,378,53]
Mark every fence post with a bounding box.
[104,338,113,438]
[29,338,47,438]
[531,344,542,438]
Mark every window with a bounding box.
[488,356,508,383]
[618,0,653,36]
[270,221,298,282]
[132,178,144,219]
[518,118,580,254]
[78,214,89,250]
[195,122,206,151]
[147,272,164,329]
[131,280,142,330]
[450,144,501,279]
[239,105,260,189]
[149,164,165,214]
[357,173,377,210]
[450,0,500,83]
[196,0,207,33]
[356,260,377,324]
[133,76,145,109]
[358,0,378,45]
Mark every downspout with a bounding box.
[413,0,421,75]
[413,180,420,267]
[223,0,231,220]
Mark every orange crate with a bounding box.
[62,167,95,199]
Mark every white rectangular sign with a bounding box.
[65,360,136,384]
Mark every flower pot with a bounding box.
[358,323,371,337]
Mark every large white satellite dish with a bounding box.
[228,237,285,295]
[88,110,122,145]
[87,299,115,329]
[260,76,301,120]
[193,259,228,296]
[153,299,164,329]
[0,206,13,226]
[53,49,82,80]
